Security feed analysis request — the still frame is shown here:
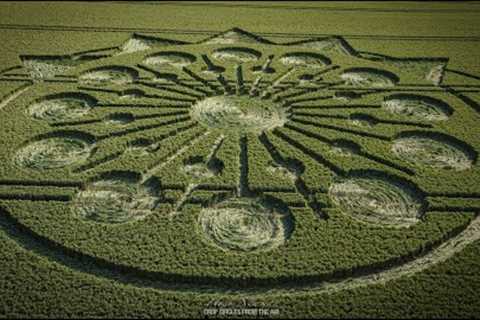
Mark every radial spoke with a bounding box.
[260,67,296,99]
[139,82,204,99]
[273,81,342,103]
[74,122,199,174]
[51,110,189,128]
[292,112,432,129]
[0,179,83,188]
[0,193,72,202]
[96,103,191,109]
[137,63,213,96]
[172,135,225,214]
[283,123,414,175]
[249,75,263,96]
[273,129,344,176]
[291,104,381,110]
[259,133,328,219]
[291,112,349,120]
[97,116,191,141]
[0,83,32,111]
[290,117,391,141]
[140,130,210,184]
[235,65,245,95]
[238,135,250,197]
[182,67,222,94]
[0,65,23,76]
[216,74,233,94]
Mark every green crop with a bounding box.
[0,2,479,318]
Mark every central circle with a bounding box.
[190,96,289,134]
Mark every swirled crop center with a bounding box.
[198,197,293,252]
[190,96,289,134]
[328,175,425,227]
[15,135,93,170]
[72,175,160,224]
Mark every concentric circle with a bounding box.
[15,133,94,170]
[392,132,476,170]
[329,173,425,227]
[72,173,160,224]
[198,197,293,252]
[190,96,289,134]
[27,92,96,121]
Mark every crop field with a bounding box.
[0,1,480,318]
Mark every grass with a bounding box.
[0,1,479,318]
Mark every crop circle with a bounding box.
[190,96,289,134]
[329,173,425,227]
[79,66,138,85]
[28,92,96,121]
[279,52,331,68]
[197,197,293,252]
[1,27,479,299]
[72,173,160,224]
[383,94,453,121]
[212,47,262,63]
[15,134,93,170]
[392,133,475,170]
[341,68,399,87]
[143,51,197,68]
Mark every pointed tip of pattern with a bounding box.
[199,27,275,45]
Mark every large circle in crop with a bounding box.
[191,96,289,134]
[197,197,293,252]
